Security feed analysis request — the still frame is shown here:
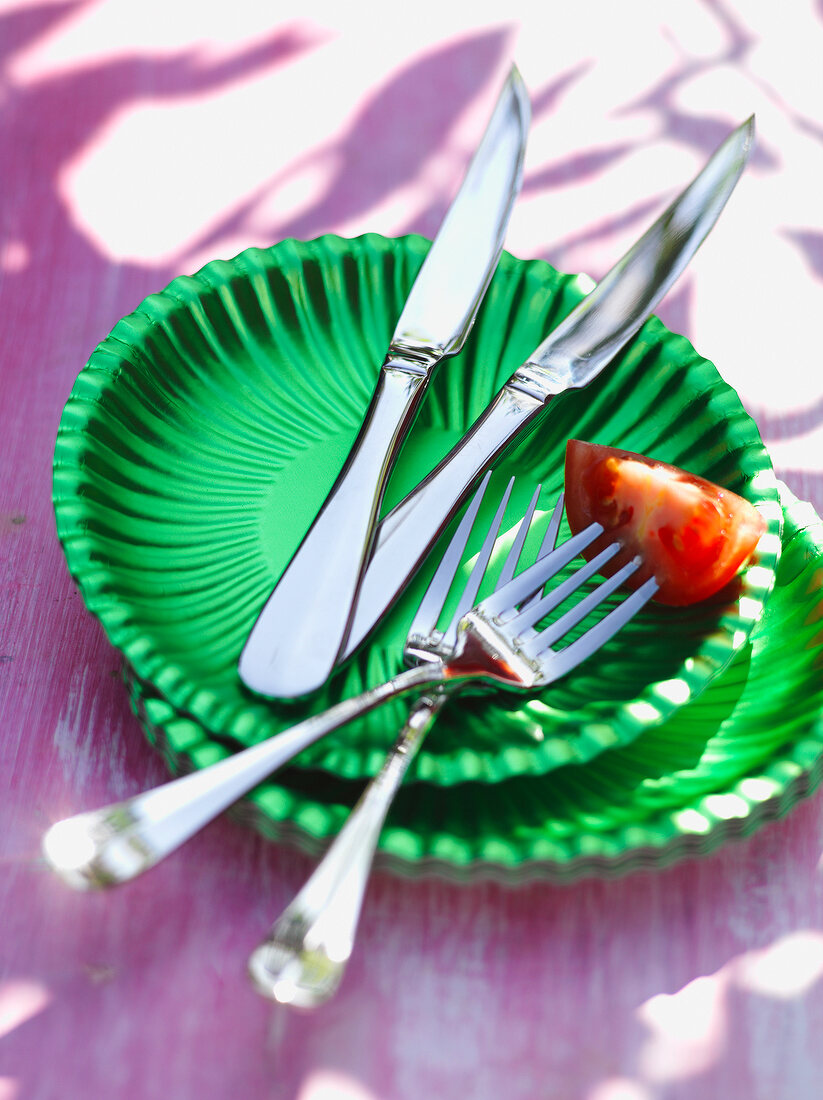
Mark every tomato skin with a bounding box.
[564,440,767,606]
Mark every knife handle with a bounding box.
[343,382,548,656]
[239,357,433,698]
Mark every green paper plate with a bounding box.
[126,487,823,881]
[54,234,781,785]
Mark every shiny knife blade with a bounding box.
[343,115,755,657]
[239,66,531,698]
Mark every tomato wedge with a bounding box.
[563,440,766,606]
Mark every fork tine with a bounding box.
[513,491,566,615]
[532,574,659,681]
[407,470,493,639]
[442,477,515,648]
[540,492,565,560]
[479,521,604,618]
[518,554,643,653]
[494,483,542,593]
[506,541,622,636]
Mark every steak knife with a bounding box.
[240,66,531,697]
[341,115,755,659]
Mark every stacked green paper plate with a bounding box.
[126,486,823,880]
[53,233,791,878]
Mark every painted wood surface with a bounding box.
[3,3,823,1097]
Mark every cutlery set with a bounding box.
[45,65,761,1005]
[247,477,658,1008]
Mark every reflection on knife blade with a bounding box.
[239,66,531,698]
[342,115,755,659]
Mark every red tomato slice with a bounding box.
[564,440,766,606]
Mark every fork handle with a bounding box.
[239,359,433,699]
[41,662,441,890]
[248,692,447,1007]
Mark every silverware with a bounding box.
[248,476,657,1007]
[332,116,754,662]
[239,65,531,699]
[41,467,649,891]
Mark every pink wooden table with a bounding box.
[4,4,823,1097]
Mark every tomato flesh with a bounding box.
[564,440,766,606]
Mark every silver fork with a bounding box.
[247,476,658,1007]
[41,475,653,892]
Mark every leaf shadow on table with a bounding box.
[10,5,823,1097]
[195,29,515,252]
[0,1,322,369]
